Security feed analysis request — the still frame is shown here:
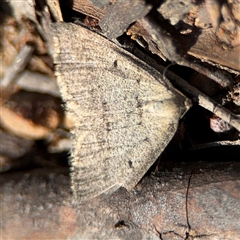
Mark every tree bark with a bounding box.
[1,156,240,239]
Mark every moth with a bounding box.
[52,23,190,201]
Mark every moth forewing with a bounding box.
[52,23,190,201]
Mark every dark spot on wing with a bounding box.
[114,220,129,229]
[113,60,118,67]
[128,160,133,168]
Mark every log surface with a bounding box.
[1,156,240,240]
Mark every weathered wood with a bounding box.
[1,157,240,239]
[70,0,240,72]
[188,30,240,72]
[71,0,107,20]
[140,16,234,88]
[99,0,152,39]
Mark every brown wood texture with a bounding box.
[188,30,240,72]
[98,0,152,39]
[70,0,240,72]
[71,0,107,20]
[1,157,240,239]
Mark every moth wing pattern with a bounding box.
[52,23,188,201]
